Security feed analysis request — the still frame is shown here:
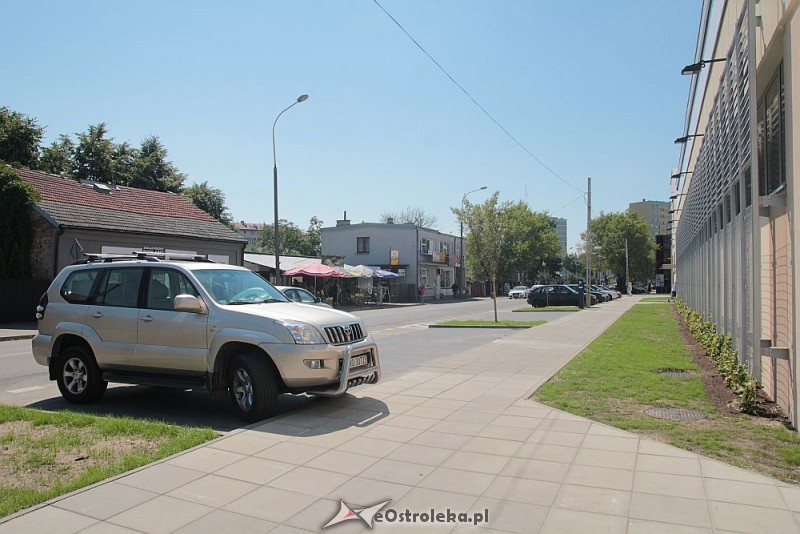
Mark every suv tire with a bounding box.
[229,353,278,423]
[56,346,108,404]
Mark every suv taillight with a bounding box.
[35,293,48,320]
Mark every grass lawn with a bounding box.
[533,302,800,484]
[0,405,218,518]
[437,319,545,327]
[641,296,670,302]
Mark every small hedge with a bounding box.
[676,299,758,413]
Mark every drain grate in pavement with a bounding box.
[658,369,697,378]
[644,407,708,421]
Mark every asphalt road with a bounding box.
[0,297,571,432]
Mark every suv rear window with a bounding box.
[60,270,100,304]
[95,268,144,308]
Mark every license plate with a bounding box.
[350,354,369,368]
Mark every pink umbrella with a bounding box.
[283,263,347,277]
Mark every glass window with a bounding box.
[95,268,143,308]
[60,269,100,304]
[758,64,785,196]
[419,268,429,287]
[420,238,431,254]
[192,268,287,305]
[357,237,370,254]
[147,268,199,310]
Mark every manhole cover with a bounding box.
[644,407,708,421]
[658,369,697,378]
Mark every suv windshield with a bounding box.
[192,269,289,305]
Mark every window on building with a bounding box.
[440,269,452,288]
[420,238,431,254]
[758,63,785,196]
[357,237,370,254]
[439,242,450,255]
[420,268,429,287]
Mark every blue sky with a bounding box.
[3,1,700,250]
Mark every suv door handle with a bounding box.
[139,315,154,323]
[90,312,103,319]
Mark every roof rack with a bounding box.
[71,252,215,265]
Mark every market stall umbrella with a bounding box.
[343,264,375,278]
[284,263,347,277]
[373,269,400,278]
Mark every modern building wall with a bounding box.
[673,0,799,428]
[549,217,568,253]
[629,200,670,240]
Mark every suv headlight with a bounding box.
[275,320,326,344]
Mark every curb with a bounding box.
[0,334,35,342]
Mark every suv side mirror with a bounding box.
[174,294,207,314]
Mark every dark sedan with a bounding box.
[527,284,592,308]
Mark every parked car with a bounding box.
[32,253,380,422]
[508,285,530,299]
[276,286,332,308]
[527,284,595,307]
[566,284,603,305]
[591,285,614,302]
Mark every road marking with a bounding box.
[0,352,32,357]
[7,386,47,394]
[400,323,430,329]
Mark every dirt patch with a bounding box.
[672,305,791,424]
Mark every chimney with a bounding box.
[336,210,351,227]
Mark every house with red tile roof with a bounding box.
[14,167,246,280]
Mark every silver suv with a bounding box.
[32,253,381,422]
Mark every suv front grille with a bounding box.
[324,322,365,345]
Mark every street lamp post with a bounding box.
[272,94,308,284]
[460,186,487,295]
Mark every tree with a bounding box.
[497,202,561,283]
[587,211,654,289]
[0,107,43,167]
[38,135,75,176]
[182,181,232,225]
[73,123,115,182]
[110,141,138,186]
[380,207,437,228]
[306,216,323,256]
[0,166,40,278]
[256,220,309,256]
[129,135,185,192]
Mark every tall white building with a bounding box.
[549,217,567,253]
[628,199,670,240]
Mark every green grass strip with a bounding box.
[533,303,800,484]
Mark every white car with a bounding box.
[508,285,530,299]
[276,286,332,308]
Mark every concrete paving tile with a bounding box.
[501,457,571,483]
[463,402,512,415]
[780,486,800,512]
[305,449,381,475]
[383,414,440,430]
[502,405,554,418]
[420,398,468,410]
[0,506,98,534]
[468,497,548,533]
[215,456,295,484]
[705,478,787,509]
[533,417,591,434]
[402,388,443,398]
[482,475,561,506]
[292,428,360,449]
[361,458,436,486]
[709,501,800,533]
[280,413,340,429]
[586,423,637,438]
[166,447,245,473]
[629,493,712,529]
[476,424,534,442]
[633,471,706,500]
[638,440,699,458]
[117,463,206,494]
[383,394,429,406]
[565,464,634,491]
[445,409,498,425]
[54,481,156,520]
[526,429,586,447]
[626,519,712,533]
[341,408,394,425]
[249,421,310,437]
[362,424,424,443]
[335,436,404,457]
[435,388,485,401]
[461,436,523,457]
[225,486,318,523]
[490,414,543,429]
[418,467,495,496]
[208,431,286,455]
[403,405,456,419]
[554,483,631,516]
[80,522,141,534]
[107,495,213,534]
[580,433,639,453]
[540,508,628,534]
[386,443,454,466]
[333,477,414,504]
[635,454,702,476]
[270,466,352,497]
[167,474,258,507]
[409,431,472,450]
[514,442,578,463]
[430,419,486,436]
[573,448,637,470]
[285,498,366,533]
[174,509,278,534]
[700,458,781,484]
[441,450,511,474]
[393,486,477,514]
[255,441,329,464]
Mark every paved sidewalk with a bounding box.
[2,297,799,533]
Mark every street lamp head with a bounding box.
[297,94,309,103]
[479,186,487,190]
[681,57,726,75]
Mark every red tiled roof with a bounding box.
[14,167,217,222]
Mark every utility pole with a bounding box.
[625,238,630,295]
[585,177,592,307]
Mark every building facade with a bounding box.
[629,199,670,240]
[549,217,568,253]
[672,0,799,428]
[320,219,463,300]
[233,222,265,248]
